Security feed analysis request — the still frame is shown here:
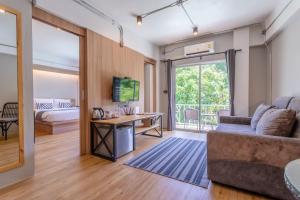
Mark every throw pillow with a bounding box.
[59,102,72,108]
[291,112,300,138]
[36,102,53,110]
[251,104,273,130]
[256,108,296,137]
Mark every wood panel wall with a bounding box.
[85,30,145,152]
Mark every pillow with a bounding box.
[59,102,72,108]
[251,104,273,129]
[34,98,53,109]
[291,113,300,138]
[36,102,53,110]
[256,108,296,137]
[53,99,71,108]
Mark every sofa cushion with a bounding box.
[256,108,296,137]
[251,104,273,130]
[216,123,256,135]
[287,97,300,112]
[272,96,294,109]
[291,113,300,138]
[287,97,300,138]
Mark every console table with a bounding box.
[90,113,163,161]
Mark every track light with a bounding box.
[136,0,199,36]
[0,9,6,14]
[193,27,198,36]
[137,16,142,26]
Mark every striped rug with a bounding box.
[125,137,209,188]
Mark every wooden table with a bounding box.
[90,113,163,161]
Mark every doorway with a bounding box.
[144,57,157,113]
[32,7,87,155]
[175,61,230,132]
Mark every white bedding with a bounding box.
[35,107,80,122]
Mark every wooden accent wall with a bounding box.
[85,30,145,152]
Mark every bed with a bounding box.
[34,98,80,136]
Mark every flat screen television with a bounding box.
[112,77,140,102]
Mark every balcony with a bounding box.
[175,104,229,131]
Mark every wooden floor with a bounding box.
[0,133,19,166]
[0,130,271,200]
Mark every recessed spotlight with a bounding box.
[0,9,6,14]
[137,16,142,26]
[193,27,198,36]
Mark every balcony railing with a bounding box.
[175,104,230,131]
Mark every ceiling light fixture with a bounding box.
[193,27,198,35]
[137,16,142,26]
[0,9,6,14]
[136,0,199,36]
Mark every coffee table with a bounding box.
[285,159,300,200]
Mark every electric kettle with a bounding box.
[92,107,104,120]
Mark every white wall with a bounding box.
[32,19,80,71]
[144,64,153,113]
[0,53,18,134]
[35,0,159,60]
[0,0,34,189]
[269,11,300,101]
[233,27,250,116]
[33,70,80,105]
[249,46,268,115]
[0,11,17,55]
[265,0,300,41]
[0,53,18,108]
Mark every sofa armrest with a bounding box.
[219,116,252,125]
[207,131,300,168]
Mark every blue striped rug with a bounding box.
[125,137,209,188]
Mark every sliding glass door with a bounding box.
[175,61,230,132]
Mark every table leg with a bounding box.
[132,121,136,150]
[160,115,163,137]
[90,122,94,154]
[112,125,117,161]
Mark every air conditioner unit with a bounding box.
[184,41,215,57]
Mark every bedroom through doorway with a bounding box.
[32,16,82,155]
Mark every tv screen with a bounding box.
[112,77,140,102]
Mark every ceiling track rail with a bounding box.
[54,0,124,47]
[32,0,124,47]
[141,0,189,18]
[138,0,198,35]
[73,0,124,47]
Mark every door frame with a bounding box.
[144,56,157,112]
[32,7,88,155]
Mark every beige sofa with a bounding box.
[207,96,300,200]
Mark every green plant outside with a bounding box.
[175,62,230,125]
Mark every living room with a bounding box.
[0,0,299,200]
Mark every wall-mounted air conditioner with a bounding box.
[184,41,215,57]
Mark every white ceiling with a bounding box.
[86,0,281,45]
[32,19,79,69]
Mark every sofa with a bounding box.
[207,96,300,200]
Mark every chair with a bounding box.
[184,108,199,130]
[216,109,230,123]
[0,102,18,140]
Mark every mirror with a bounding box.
[0,5,24,172]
